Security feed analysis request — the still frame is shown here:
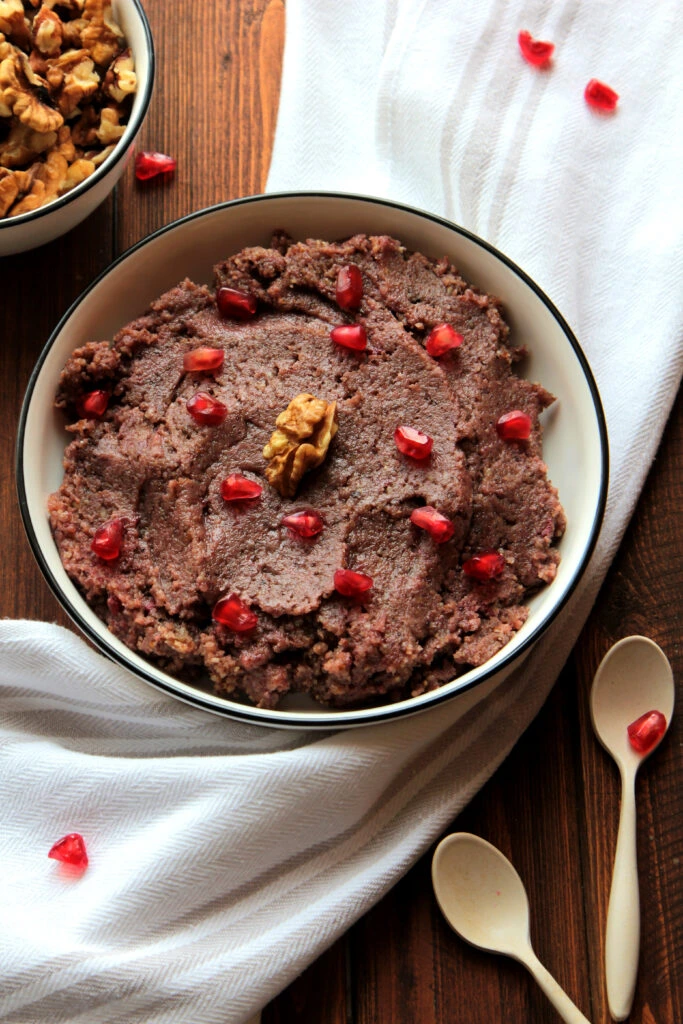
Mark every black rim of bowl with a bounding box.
[0,0,155,232]
[16,191,610,728]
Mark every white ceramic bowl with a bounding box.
[17,193,608,728]
[0,0,154,257]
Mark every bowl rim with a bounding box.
[0,0,155,232]
[16,190,609,728]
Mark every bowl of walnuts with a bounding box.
[0,0,153,256]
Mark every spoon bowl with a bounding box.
[432,833,591,1023]
[432,832,530,956]
[590,635,674,767]
[589,635,675,1021]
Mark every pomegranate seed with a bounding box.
[496,410,532,441]
[212,593,258,632]
[394,425,433,459]
[220,474,262,501]
[48,833,88,869]
[518,29,555,67]
[584,79,619,112]
[183,347,224,373]
[336,264,363,311]
[410,506,455,543]
[76,390,108,419]
[334,568,373,598]
[282,509,324,538]
[330,323,367,351]
[216,286,257,319]
[425,323,463,358]
[463,551,505,581]
[187,391,227,426]
[134,151,177,180]
[627,710,667,755]
[91,518,124,560]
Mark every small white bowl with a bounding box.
[17,193,608,729]
[0,0,154,257]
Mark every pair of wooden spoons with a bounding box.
[432,636,674,1023]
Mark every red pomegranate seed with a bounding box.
[584,79,619,112]
[330,323,367,351]
[336,264,363,311]
[394,425,433,459]
[282,509,324,538]
[187,391,227,426]
[496,410,532,441]
[91,518,124,560]
[425,323,463,358]
[212,593,258,632]
[627,710,667,755]
[76,389,108,419]
[134,151,177,180]
[518,29,555,67]
[220,474,262,501]
[48,833,88,869]
[334,568,373,597]
[410,506,455,543]
[216,286,258,319]
[183,347,224,373]
[462,551,505,581]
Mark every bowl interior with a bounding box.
[19,194,607,728]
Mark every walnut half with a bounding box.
[263,393,338,498]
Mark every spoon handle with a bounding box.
[522,948,592,1024]
[605,768,640,1021]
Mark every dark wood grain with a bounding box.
[2,4,680,1023]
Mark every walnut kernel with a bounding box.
[263,393,339,498]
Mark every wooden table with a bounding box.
[2,3,680,1022]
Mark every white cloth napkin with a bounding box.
[2,2,681,1022]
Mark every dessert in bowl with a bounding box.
[17,193,608,728]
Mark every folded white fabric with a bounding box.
[2,2,681,1022]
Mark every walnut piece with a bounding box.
[61,15,85,48]
[0,119,56,166]
[263,393,339,498]
[9,144,64,213]
[81,0,124,67]
[95,104,123,144]
[45,47,99,117]
[103,46,134,103]
[33,6,63,55]
[0,165,20,213]
[0,0,29,47]
[0,49,63,131]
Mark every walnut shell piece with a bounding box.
[263,393,339,499]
